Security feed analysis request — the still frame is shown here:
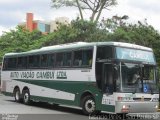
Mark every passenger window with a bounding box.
[73,50,82,67]
[17,57,27,69]
[82,49,93,67]
[48,54,55,68]
[8,58,17,69]
[73,49,93,67]
[56,53,63,67]
[3,58,8,70]
[63,52,72,67]
[41,54,48,68]
[29,55,40,68]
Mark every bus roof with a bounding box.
[4,42,153,57]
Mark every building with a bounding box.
[19,13,70,34]
[50,17,70,32]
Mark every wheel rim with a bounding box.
[24,92,29,103]
[15,91,20,101]
[85,99,95,113]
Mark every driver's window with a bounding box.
[96,46,113,60]
[96,46,113,90]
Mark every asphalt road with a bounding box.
[0,94,160,120]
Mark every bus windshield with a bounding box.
[120,62,159,94]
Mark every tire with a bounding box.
[14,88,21,102]
[22,89,31,105]
[82,95,97,115]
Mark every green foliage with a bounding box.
[0,16,160,67]
[104,16,160,65]
[0,26,44,61]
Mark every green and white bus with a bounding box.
[1,42,159,115]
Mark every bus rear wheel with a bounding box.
[22,89,31,105]
[14,88,21,102]
[82,95,97,115]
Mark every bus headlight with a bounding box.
[121,105,130,112]
[122,105,129,109]
[122,105,126,109]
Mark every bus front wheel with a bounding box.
[22,89,31,105]
[82,95,97,115]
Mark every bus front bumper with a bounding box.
[115,101,159,113]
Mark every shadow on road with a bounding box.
[5,100,159,120]
[6,99,84,115]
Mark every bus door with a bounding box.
[102,63,114,94]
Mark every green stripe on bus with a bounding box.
[31,95,115,112]
[13,79,99,94]
[12,79,115,112]
[31,95,76,106]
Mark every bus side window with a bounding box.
[56,53,63,67]
[48,54,55,68]
[73,50,82,67]
[8,58,17,69]
[17,57,27,69]
[63,52,72,67]
[82,49,93,67]
[29,55,40,68]
[3,58,8,70]
[41,54,48,68]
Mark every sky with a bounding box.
[0,0,160,35]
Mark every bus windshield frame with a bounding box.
[115,47,158,94]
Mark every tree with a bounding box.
[100,15,129,32]
[0,26,44,62]
[51,0,117,22]
[102,16,160,65]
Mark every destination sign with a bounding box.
[116,47,155,64]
